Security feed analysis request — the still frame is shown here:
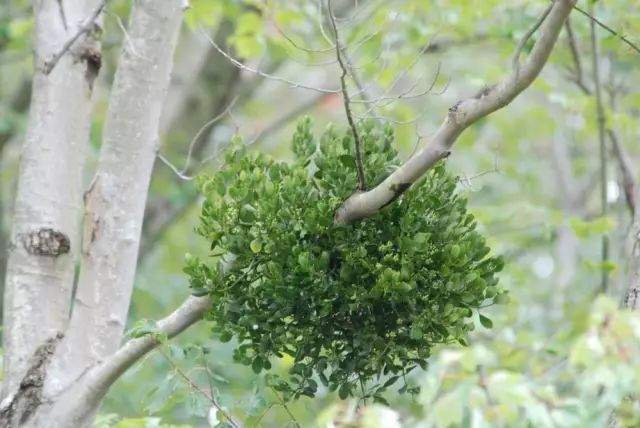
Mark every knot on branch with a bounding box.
[20,228,70,257]
[380,182,412,209]
[80,45,102,88]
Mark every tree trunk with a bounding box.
[2,0,102,399]
[47,0,185,397]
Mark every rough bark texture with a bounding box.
[2,0,102,399]
[26,296,210,428]
[333,0,577,225]
[0,334,63,427]
[46,0,185,396]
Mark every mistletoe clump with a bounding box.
[185,118,504,402]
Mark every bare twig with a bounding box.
[458,154,500,190]
[513,1,555,76]
[157,96,238,181]
[327,0,366,190]
[564,18,590,93]
[573,4,640,55]
[273,390,299,427]
[107,8,148,61]
[200,28,340,94]
[43,0,108,74]
[350,39,440,105]
[158,346,241,428]
[269,11,336,54]
[590,8,610,293]
[56,0,68,29]
[157,153,196,181]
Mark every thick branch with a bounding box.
[334,0,577,224]
[33,296,210,427]
[85,296,210,392]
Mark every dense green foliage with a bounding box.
[185,118,504,402]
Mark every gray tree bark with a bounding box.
[2,0,102,399]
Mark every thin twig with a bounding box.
[349,39,439,104]
[590,7,610,293]
[269,10,336,54]
[172,96,237,176]
[200,28,340,94]
[43,0,108,74]
[107,8,148,61]
[573,4,640,55]
[199,350,217,409]
[157,153,195,181]
[273,390,299,427]
[609,130,637,217]
[253,403,276,427]
[158,347,241,428]
[563,18,590,93]
[56,0,68,29]
[458,154,500,190]
[327,0,366,190]
[513,1,555,76]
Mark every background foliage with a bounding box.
[1,0,640,426]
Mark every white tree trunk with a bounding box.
[2,0,102,398]
[46,0,186,396]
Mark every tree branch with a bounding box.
[564,18,591,93]
[88,296,211,393]
[334,0,577,225]
[38,296,211,426]
[589,7,610,293]
[42,0,108,75]
[327,0,366,190]
[513,1,554,76]
[572,4,640,55]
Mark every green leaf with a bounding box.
[479,314,493,328]
[250,239,262,253]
